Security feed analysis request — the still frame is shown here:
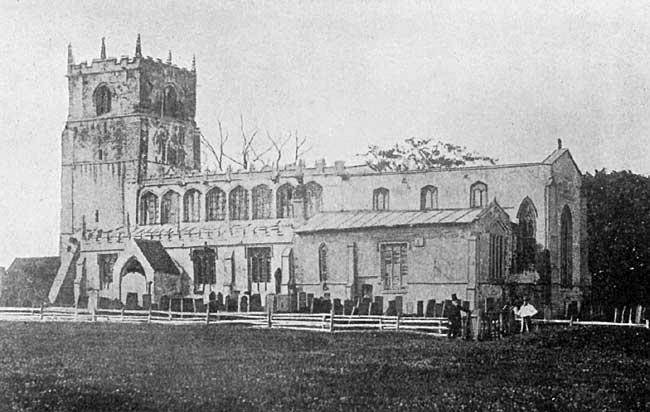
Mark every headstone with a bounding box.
[240,295,248,312]
[344,300,354,315]
[126,293,139,310]
[333,298,343,315]
[307,294,314,313]
[194,298,205,313]
[160,296,170,311]
[250,294,263,311]
[98,297,111,309]
[171,297,182,312]
[370,301,382,316]
[298,292,307,312]
[276,295,290,312]
[417,301,424,317]
[394,296,403,316]
[216,292,223,307]
[385,300,397,316]
[183,298,195,312]
[289,293,298,312]
[425,300,436,317]
[266,294,277,312]
[77,296,89,309]
[434,302,443,317]
[142,294,152,310]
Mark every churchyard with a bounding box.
[0,322,648,411]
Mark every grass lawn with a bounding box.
[0,322,649,411]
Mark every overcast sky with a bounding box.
[1,0,650,266]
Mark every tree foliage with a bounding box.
[360,138,497,172]
[583,169,650,306]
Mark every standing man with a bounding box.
[516,296,538,333]
[447,294,470,338]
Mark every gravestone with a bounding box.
[425,299,436,317]
[333,298,343,315]
[171,297,182,312]
[160,296,170,311]
[126,293,139,310]
[240,295,249,312]
[77,296,89,309]
[142,294,152,310]
[307,294,314,313]
[266,293,277,312]
[298,292,307,312]
[344,300,354,315]
[183,298,195,312]
[434,302,443,317]
[194,298,205,313]
[385,300,397,316]
[98,297,111,309]
[289,293,298,312]
[394,296,403,315]
[276,295,290,312]
[250,294,263,312]
[417,301,424,317]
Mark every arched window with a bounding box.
[140,192,158,225]
[183,189,201,222]
[205,187,226,221]
[420,185,438,210]
[373,187,390,211]
[276,183,294,218]
[516,197,537,272]
[252,184,272,219]
[470,181,488,208]
[229,186,249,220]
[163,85,178,117]
[305,181,323,218]
[95,85,111,116]
[560,205,573,287]
[318,243,328,283]
[160,191,180,224]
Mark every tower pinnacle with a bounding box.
[167,50,172,64]
[135,33,142,58]
[100,37,106,59]
[191,55,196,72]
[67,43,74,66]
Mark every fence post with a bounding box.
[206,302,210,325]
[569,315,574,327]
[329,304,335,332]
[646,319,649,329]
[613,307,619,323]
[168,302,172,321]
[396,314,401,332]
[267,304,272,329]
[121,308,125,323]
[40,303,44,321]
[148,306,152,324]
[92,306,96,322]
[379,317,383,331]
[74,305,78,321]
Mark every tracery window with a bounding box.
[140,192,158,225]
[229,186,249,220]
[183,189,201,222]
[515,197,537,272]
[560,205,573,287]
[95,85,111,116]
[420,185,438,210]
[98,253,117,290]
[276,183,294,218]
[192,247,216,292]
[205,187,227,221]
[489,234,505,282]
[470,181,488,208]
[248,247,271,286]
[252,184,272,219]
[304,181,322,218]
[160,191,180,224]
[373,187,390,211]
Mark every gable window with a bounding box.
[380,243,407,290]
[420,185,438,210]
[205,187,226,221]
[560,205,573,287]
[252,184,272,219]
[140,192,158,225]
[489,234,505,282]
[183,189,201,222]
[470,181,488,208]
[229,186,249,220]
[163,85,178,117]
[192,247,216,293]
[160,191,180,224]
[305,181,323,218]
[318,243,328,283]
[95,85,111,116]
[276,183,294,218]
[247,247,271,289]
[515,197,537,272]
[373,187,390,211]
[98,253,117,290]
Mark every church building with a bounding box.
[48,37,589,317]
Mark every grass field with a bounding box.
[0,322,649,412]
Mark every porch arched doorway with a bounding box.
[119,257,148,308]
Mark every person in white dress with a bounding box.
[516,296,538,333]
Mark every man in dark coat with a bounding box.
[447,294,470,338]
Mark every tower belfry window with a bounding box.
[95,85,111,116]
[163,85,178,117]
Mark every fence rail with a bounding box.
[0,306,449,335]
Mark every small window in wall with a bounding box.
[192,247,216,292]
[206,187,226,221]
[305,181,323,218]
[489,234,505,282]
[373,187,390,211]
[318,243,328,283]
[140,192,158,225]
[229,186,249,220]
[183,189,201,222]
[98,253,117,290]
[380,243,407,290]
[252,184,272,219]
[95,85,111,116]
[248,247,271,289]
[276,183,294,218]
[420,185,438,210]
[470,181,488,208]
[560,205,573,287]
[95,209,100,223]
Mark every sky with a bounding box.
[1,0,650,266]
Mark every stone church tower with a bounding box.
[59,36,200,251]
